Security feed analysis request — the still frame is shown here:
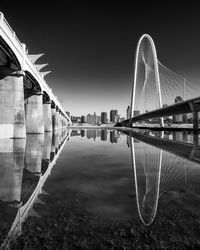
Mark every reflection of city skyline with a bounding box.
[70,129,121,143]
[128,130,200,226]
[0,129,71,249]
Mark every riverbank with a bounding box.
[68,125,197,132]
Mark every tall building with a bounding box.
[97,116,101,124]
[101,112,107,124]
[81,115,86,123]
[71,116,81,123]
[86,113,97,124]
[110,109,118,123]
[173,96,183,123]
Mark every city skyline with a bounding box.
[1,2,200,117]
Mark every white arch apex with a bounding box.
[130,34,164,127]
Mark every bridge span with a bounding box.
[119,96,200,130]
[0,12,71,138]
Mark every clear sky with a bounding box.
[1,2,200,117]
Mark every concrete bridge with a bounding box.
[118,96,200,130]
[0,12,71,138]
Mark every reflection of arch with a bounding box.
[130,34,164,126]
[127,130,200,226]
[130,137,162,225]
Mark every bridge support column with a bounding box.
[43,101,53,132]
[0,71,26,138]
[193,111,198,131]
[25,92,44,134]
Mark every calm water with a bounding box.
[1,128,200,249]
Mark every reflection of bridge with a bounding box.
[117,34,200,130]
[0,12,71,139]
[125,130,200,225]
[0,129,71,249]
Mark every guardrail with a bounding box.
[0,12,70,120]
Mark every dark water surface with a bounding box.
[1,128,200,249]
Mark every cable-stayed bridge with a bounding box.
[118,34,200,130]
[0,12,71,139]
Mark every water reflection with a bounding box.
[0,129,71,249]
[127,129,200,226]
[1,128,200,247]
[70,128,121,143]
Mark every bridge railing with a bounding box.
[0,12,70,120]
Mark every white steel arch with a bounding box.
[130,34,164,127]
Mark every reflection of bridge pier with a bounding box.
[24,134,44,174]
[0,129,71,249]
[42,132,52,174]
[0,139,25,204]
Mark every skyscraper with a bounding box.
[110,109,118,123]
[81,115,86,123]
[101,112,107,124]
[86,113,97,124]
[173,96,183,123]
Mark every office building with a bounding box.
[101,112,107,124]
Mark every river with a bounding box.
[0,128,200,249]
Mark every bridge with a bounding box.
[117,34,200,130]
[0,12,71,139]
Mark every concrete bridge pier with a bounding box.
[25,92,44,134]
[0,70,26,138]
[43,101,53,132]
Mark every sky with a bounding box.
[1,2,200,117]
